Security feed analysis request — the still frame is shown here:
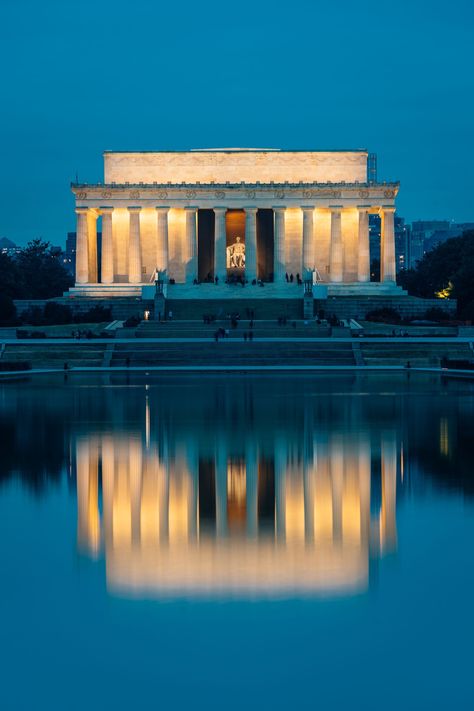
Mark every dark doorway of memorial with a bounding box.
[257,209,274,281]
[197,209,215,282]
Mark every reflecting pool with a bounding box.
[1,373,473,709]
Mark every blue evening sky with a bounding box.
[1,0,473,246]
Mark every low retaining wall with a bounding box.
[13,294,457,323]
[315,296,457,320]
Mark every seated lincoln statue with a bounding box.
[227,236,246,269]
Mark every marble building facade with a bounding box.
[71,149,399,295]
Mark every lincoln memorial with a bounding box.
[70,148,402,300]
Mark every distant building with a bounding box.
[0,237,21,258]
[65,232,77,277]
[395,217,410,272]
[408,220,474,268]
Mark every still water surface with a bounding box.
[0,373,473,709]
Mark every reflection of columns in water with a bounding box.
[76,437,100,555]
[215,439,228,537]
[75,428,388,571]
[129,436,142,545]
[358,435,371,547]
[330,435,344,544]
[314,433,332,541]
[275,439,287,540]
[381,432,397,551]
[245,439,258,537]
[186,440,199,541]
[303,400,315,542]
[101,436,115,551]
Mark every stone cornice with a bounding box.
[72,181,399,201]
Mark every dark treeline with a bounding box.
[0,239,73,324]
[398,230,474,319]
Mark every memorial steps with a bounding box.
[110,341,356,368]
[133,321,331,339]
[360,341,473,366]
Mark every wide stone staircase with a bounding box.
[360,341,473,367]
[110,341,356,368]
[131,320,331,340]
[1,343,107,368]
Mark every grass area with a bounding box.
[17,322,111,337]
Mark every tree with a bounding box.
[15,239,73,299]
[398,230,474,319]
[0,251,20,298]
[0,293,16,325]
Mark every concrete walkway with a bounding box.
[1,365,474,378]
[1,336,473,345]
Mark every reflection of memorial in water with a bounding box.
[76,423,399,598]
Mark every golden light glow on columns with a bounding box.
[75,208,90,285]
[168,209,186,282]
[381,207,396,283]
[273,208,286,282]
[302,207,315,271]
[329,208,343,282]
[214,208,227,281]
[184,207,198,283]
[111,208,130,279]
[341,208,358,282]
[155,207,169,274]
[284,208,303,276]
[74,429,398,598]
[128,207,142,284]
[357,208,370,283]
[87,209,99,283]
[100,207,114,284]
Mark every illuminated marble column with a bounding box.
[244,207,258,282]
[185,207,198,283]
[245,441,258,537]
[155,207,169,273]
[75,208,89,284]
[357,207,370,282]
[87,209,98,283]
[381,207,396,282]
[100,207,114,284]
[302,207,315,272]
[213,208,227,282]
[128,207,142,284]
[215,440,228,537]
[329,208,343,283]
[273,207,286,283]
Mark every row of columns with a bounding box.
[75,205,396,285]
[77,433,397,552]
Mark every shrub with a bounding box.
[365,307,402,323]
[424,306,450,322]
[20,306,44,326]
[43,301,73,325]
[124,315,141,327]
[0,361,31,371]
[74,305,112,323]
[0,293,17,326]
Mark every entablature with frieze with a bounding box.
[72,181,399,207]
